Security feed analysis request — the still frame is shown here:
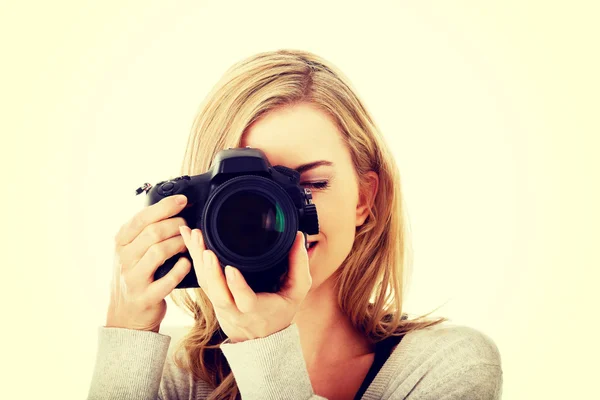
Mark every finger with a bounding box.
[120,217,187,271]
[280,231,312,303]
[224,265,258,313]
[179,226,208,290]
[146,256,192,303]
[180,225,206,259]
[115,194,188,247]
[127,235,187,288]
[202,248,242,317]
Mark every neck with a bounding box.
[292,275,374,370]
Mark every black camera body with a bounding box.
[140,147,319,293]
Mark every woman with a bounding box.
[88,49,502,400]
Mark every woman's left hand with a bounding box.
[179,226,312,343]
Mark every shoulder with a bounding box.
[381,322,503,399]
[396,322,502,367]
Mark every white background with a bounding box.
[2,0,599,398]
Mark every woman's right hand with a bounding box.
[105,194,192,333]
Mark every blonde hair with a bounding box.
[169,49,447,400]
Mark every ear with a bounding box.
[356,171,379,227]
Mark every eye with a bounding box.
[301,181,330,190]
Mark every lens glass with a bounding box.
[216,191,285,257]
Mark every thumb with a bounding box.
[280,231,312,303]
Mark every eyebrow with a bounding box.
[294,160,334,174]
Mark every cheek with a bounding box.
[306,191,358,288]
[313,194,358,259]
[321,185,357,226]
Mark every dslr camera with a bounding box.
[135,147,319,293]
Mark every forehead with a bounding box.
[240,103,346,169]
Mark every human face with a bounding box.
[241,102,377,291]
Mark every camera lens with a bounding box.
[216,191,286,257]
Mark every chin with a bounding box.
[306,266,338,295]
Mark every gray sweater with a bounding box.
[87,321,502,399]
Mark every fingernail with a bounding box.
[179,226,187,239]
[175,195,187,205]
[225,266,236,283]
[300,231,308,249]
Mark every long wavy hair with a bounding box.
[168,49,447,400]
